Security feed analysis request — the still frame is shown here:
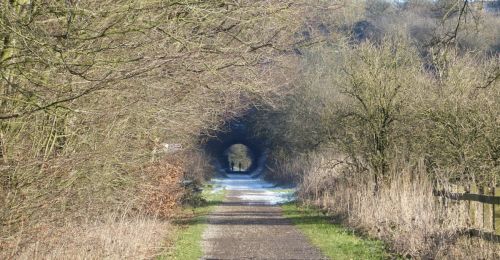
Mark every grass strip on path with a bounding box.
[282,202,389,260]
[159,187,226,260]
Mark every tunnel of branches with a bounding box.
[203,115,266,175]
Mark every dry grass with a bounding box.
[0,156,190,259]
[1,215,170,260]
[1,1,304,258]
[297,153,500,259]
[265,153,314,184]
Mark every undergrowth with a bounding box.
[282,202,388,260]
[159,186,226,260]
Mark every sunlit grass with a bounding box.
[282,203,389,260]
[159,188,226,260]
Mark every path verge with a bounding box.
[159,187,226,260]
[282,203,388,260]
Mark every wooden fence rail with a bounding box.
[433,189,500,242]
[433,190,500,242]
[466,229,500,243]
[433,190,500,204]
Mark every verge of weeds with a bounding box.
[159,186,226,260]
[282,202,391,260]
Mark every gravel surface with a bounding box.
[202,176,327,260]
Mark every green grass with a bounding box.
[158,188,226,260]
[282,203,389,260]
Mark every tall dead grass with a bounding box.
[2,214,170,260]
[0,154,193,258]
[297,153,500,259]
[265,155,306,184]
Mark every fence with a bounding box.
[433,187,499,242]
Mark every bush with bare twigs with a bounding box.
[0,0,308,257]
[250,1,499,257]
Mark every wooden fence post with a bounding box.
[492,184,496,233]
[465,184,471,226]
[432,185,500,240]
[479,186,485,229]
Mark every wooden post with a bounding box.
[465,184,471,226]
[479,186,485,229]
[492,184,496,233]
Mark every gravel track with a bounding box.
[201,175,326,260]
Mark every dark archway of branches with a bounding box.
[203,113,267,175]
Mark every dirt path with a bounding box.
[201,175,326,259]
